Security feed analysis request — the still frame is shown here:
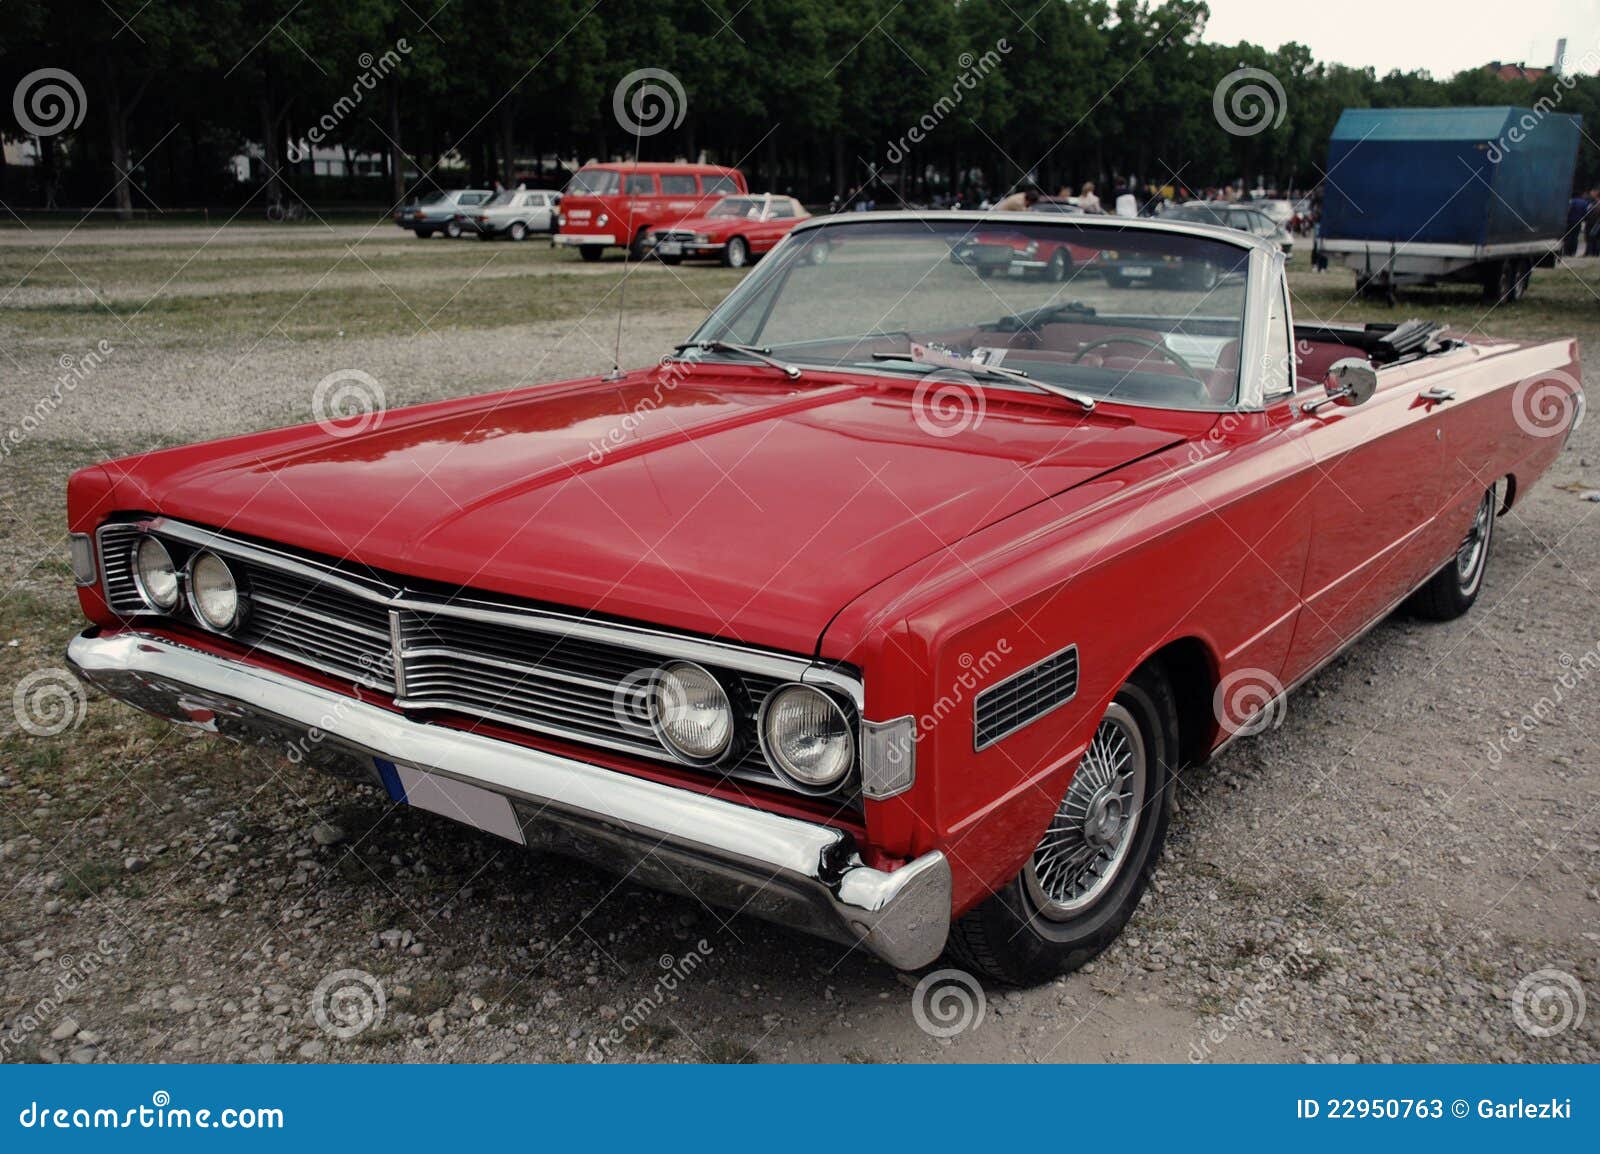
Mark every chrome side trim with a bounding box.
[67,629,949,969]
[973,642,1080,752]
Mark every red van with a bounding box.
[553,162,747,261]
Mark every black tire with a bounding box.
[1482,260,1513,303]
[1406,486,1496,621]
[723,236,749,269]
[947,664,1179,986]
[1041,248,1071,282]
[628,229,651,261]
[413,228,434,239]
[1510,258,1532,301]
[578,245,604,262]
[509,221,528,242]
[444,221,462,239]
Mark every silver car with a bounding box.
[458,188,561,241]
[394,189,494,238]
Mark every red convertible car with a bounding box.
[65,213,1583,984]
[645,194,810,267]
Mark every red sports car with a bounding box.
[646,194,809,267]
[66,213,1583,983]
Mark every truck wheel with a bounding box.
[578,245,604,262]
[628,230,652,261]
[1407,486,1495,621]
[509,221,528,242]
[1510,259,1532,301]
[946,664,1177,986]
[1482,261,1514,303]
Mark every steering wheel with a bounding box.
[1070,334,1202,383]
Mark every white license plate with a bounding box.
[657,241,682,256]
[1122,266,1153,278]
[378,758,525,844]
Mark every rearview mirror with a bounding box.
[1304,357,1377,413]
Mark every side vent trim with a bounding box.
[973,644,1079,751]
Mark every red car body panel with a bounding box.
[659,207,806,255]
[68,327,1582,920]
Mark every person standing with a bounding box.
[1079,181,1103,213]
[994,188,1041,212]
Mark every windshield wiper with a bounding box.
[869,352,1096,413]
[673,340,802,379]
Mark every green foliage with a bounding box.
[1,0,1594,209]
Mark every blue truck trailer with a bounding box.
[1319,106,1582,302]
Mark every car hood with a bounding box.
[109,366,1188,654]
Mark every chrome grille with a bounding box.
[974,644,1079,750]
[94,518,856,797]
[96,523,145,613]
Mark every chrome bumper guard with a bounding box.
[552,233,617,247]
[67,630,951,969]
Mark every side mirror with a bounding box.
[1303,357,1377,413]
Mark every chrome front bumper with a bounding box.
[552,233,617,247]
[67,630,951,969]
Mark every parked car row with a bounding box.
[392,187,562,241]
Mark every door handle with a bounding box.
[1419,386,1456,403]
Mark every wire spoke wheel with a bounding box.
[1455,489,1494,594]
[1023,702,1147,920]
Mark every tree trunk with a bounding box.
[259,94,283,207]
[103,52,135,221]
[386,78,405,203]
[499,104,516,186]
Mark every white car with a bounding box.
[458,189,561,241]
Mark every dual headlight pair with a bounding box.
[651,662,854,792]
[131,535,243,632]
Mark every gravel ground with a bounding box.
[1,225,1596,1065]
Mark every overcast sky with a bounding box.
[1201,0,1598,78]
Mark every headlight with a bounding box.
[557,213,566,226]
[132,535,180,611]
[651,662,733,763]
[596,213,608,227]
[186,550,242,631]
[694,233,711,244]
[761,685,854,790]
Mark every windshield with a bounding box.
[709,197,763,219]
[688,218,1252,410]
[564,168,620,195]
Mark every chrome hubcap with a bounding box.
[1456,491,1493,593]
[1023,703,1147,919]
